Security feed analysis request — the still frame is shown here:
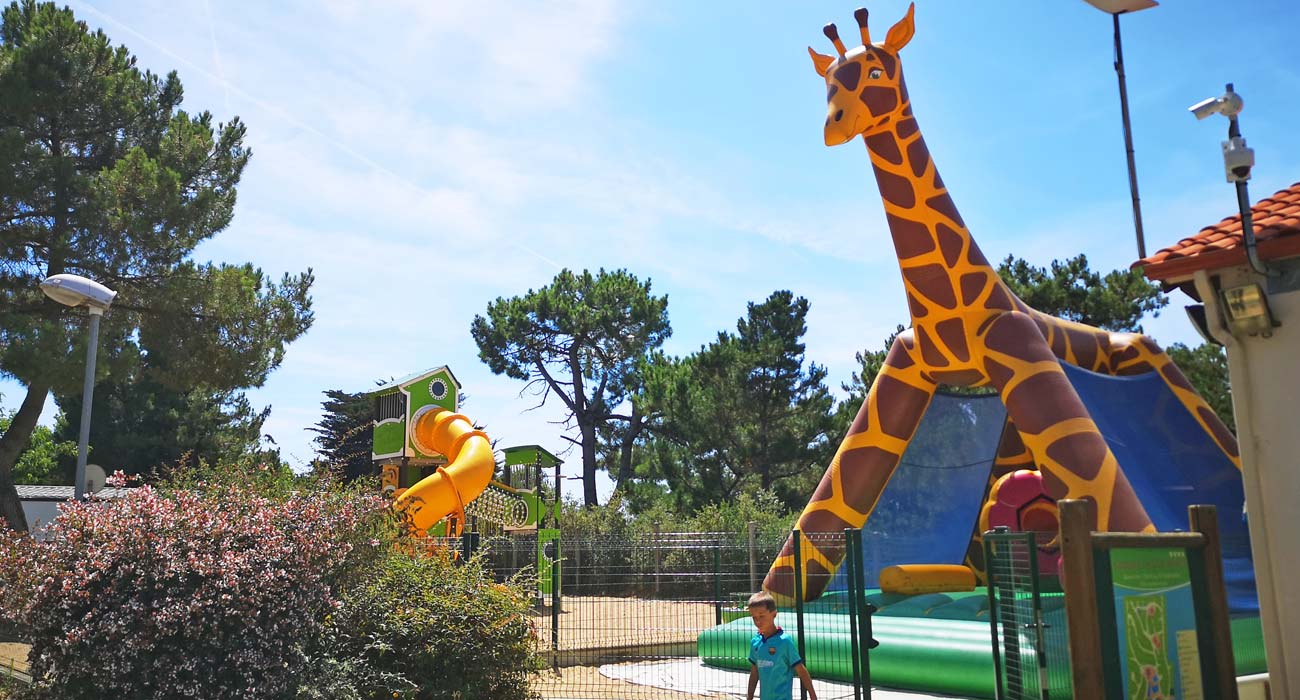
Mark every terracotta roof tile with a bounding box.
[1137,182,1300,281]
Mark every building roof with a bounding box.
[1137,181,1300,282]
[16,485,132,501]
[369,365,462,394]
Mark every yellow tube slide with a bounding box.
[391,408,494,532]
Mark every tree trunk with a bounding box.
[615,406,643,490]
[581,420,598,507]
[0,383,50,532]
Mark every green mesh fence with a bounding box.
[984,529,1072,700]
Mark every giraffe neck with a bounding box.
[862,115,1010,322]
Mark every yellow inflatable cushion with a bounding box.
[879,564,976,595]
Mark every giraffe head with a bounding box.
[810,4,916,146]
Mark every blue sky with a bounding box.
[4,0,1299,499]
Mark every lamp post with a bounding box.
[39,274,117,499]
[1083,0,1158,260]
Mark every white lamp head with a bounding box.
[40,274,117,310]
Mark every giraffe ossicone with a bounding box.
[764,4,1241,603]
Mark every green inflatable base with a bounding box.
[698,589,1267,699]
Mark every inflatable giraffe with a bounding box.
[764,4,1241,602]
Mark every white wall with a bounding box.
[19,500,63,541]
[1195,261,1300,698]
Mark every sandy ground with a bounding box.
[532,595,725,652]
[0,643,30,683]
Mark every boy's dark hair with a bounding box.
[747,591,777,611]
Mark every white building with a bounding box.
[1138,180,1300,699]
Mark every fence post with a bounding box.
[852,528,875,700]
[551,536,560,658]
[714,542,724,625]
[1059,499,1103,700]
[653,522,662,596]
[748,520,759,591]
[1188,505,1238,700]
[845,528,862,700]
[984,528,1006,700]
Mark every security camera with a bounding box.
[1188,88,1243,121]
[1222,136,1255,183]
[39,273,118,309]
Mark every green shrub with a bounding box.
[320,550,539,700]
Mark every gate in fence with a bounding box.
[984,527,1072,700]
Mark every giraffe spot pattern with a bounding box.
[838,445,904,511]
[875,375,931,439]
[885,338,916,370]
[887,213,935,259]
[929,368,984,386]
[906,137,929,179]
[984,313,1047,362]
[926,193,965,228]
[873,164,915,208]
[997,421,1028,459]
[1044,432,1109,480]
[1117,361,1154,376]
[860,86,898,117]
[827,85,839,101]
[1109,345,1140,372]
[1064,327,1102,371]
[1050,327,1068,359]
[935,317,970,362]
[834,62,862,92]
[906,292,928,318]
[801,509,855,538]
[936,222,964,268]
[867,132,903,165]
[896,117,918,140]
[805,559,835,593]
[915,325,950,367]
[1004,373,1090,435]
[1160,363,1195,392]
[1198,406,1240,458]
[877,50,897,80]
[846,398,871,436]
[902,264,957,309]
[1107,472,1154,532]
[960,273,987,306]
[1040,467,1072,502]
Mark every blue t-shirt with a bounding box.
[749,628,803,700]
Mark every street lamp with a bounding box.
[39,274,117,499]
[1083,0,1158,260]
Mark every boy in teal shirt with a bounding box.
[746,591,818,700]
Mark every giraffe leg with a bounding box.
[765,330,936,602]
[979,312,1154,534]
[1107,333,1241,467]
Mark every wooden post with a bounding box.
[1189,505,1240,700]
[1059,499,1104,700]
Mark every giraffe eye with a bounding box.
[869,68,883,80]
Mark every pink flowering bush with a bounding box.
[0,466,386,700]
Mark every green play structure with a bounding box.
[368,366,563,591]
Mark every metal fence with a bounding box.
[984,528,1072,700]
[474,528,875,700]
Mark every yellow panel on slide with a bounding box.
[391,407,494,532]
